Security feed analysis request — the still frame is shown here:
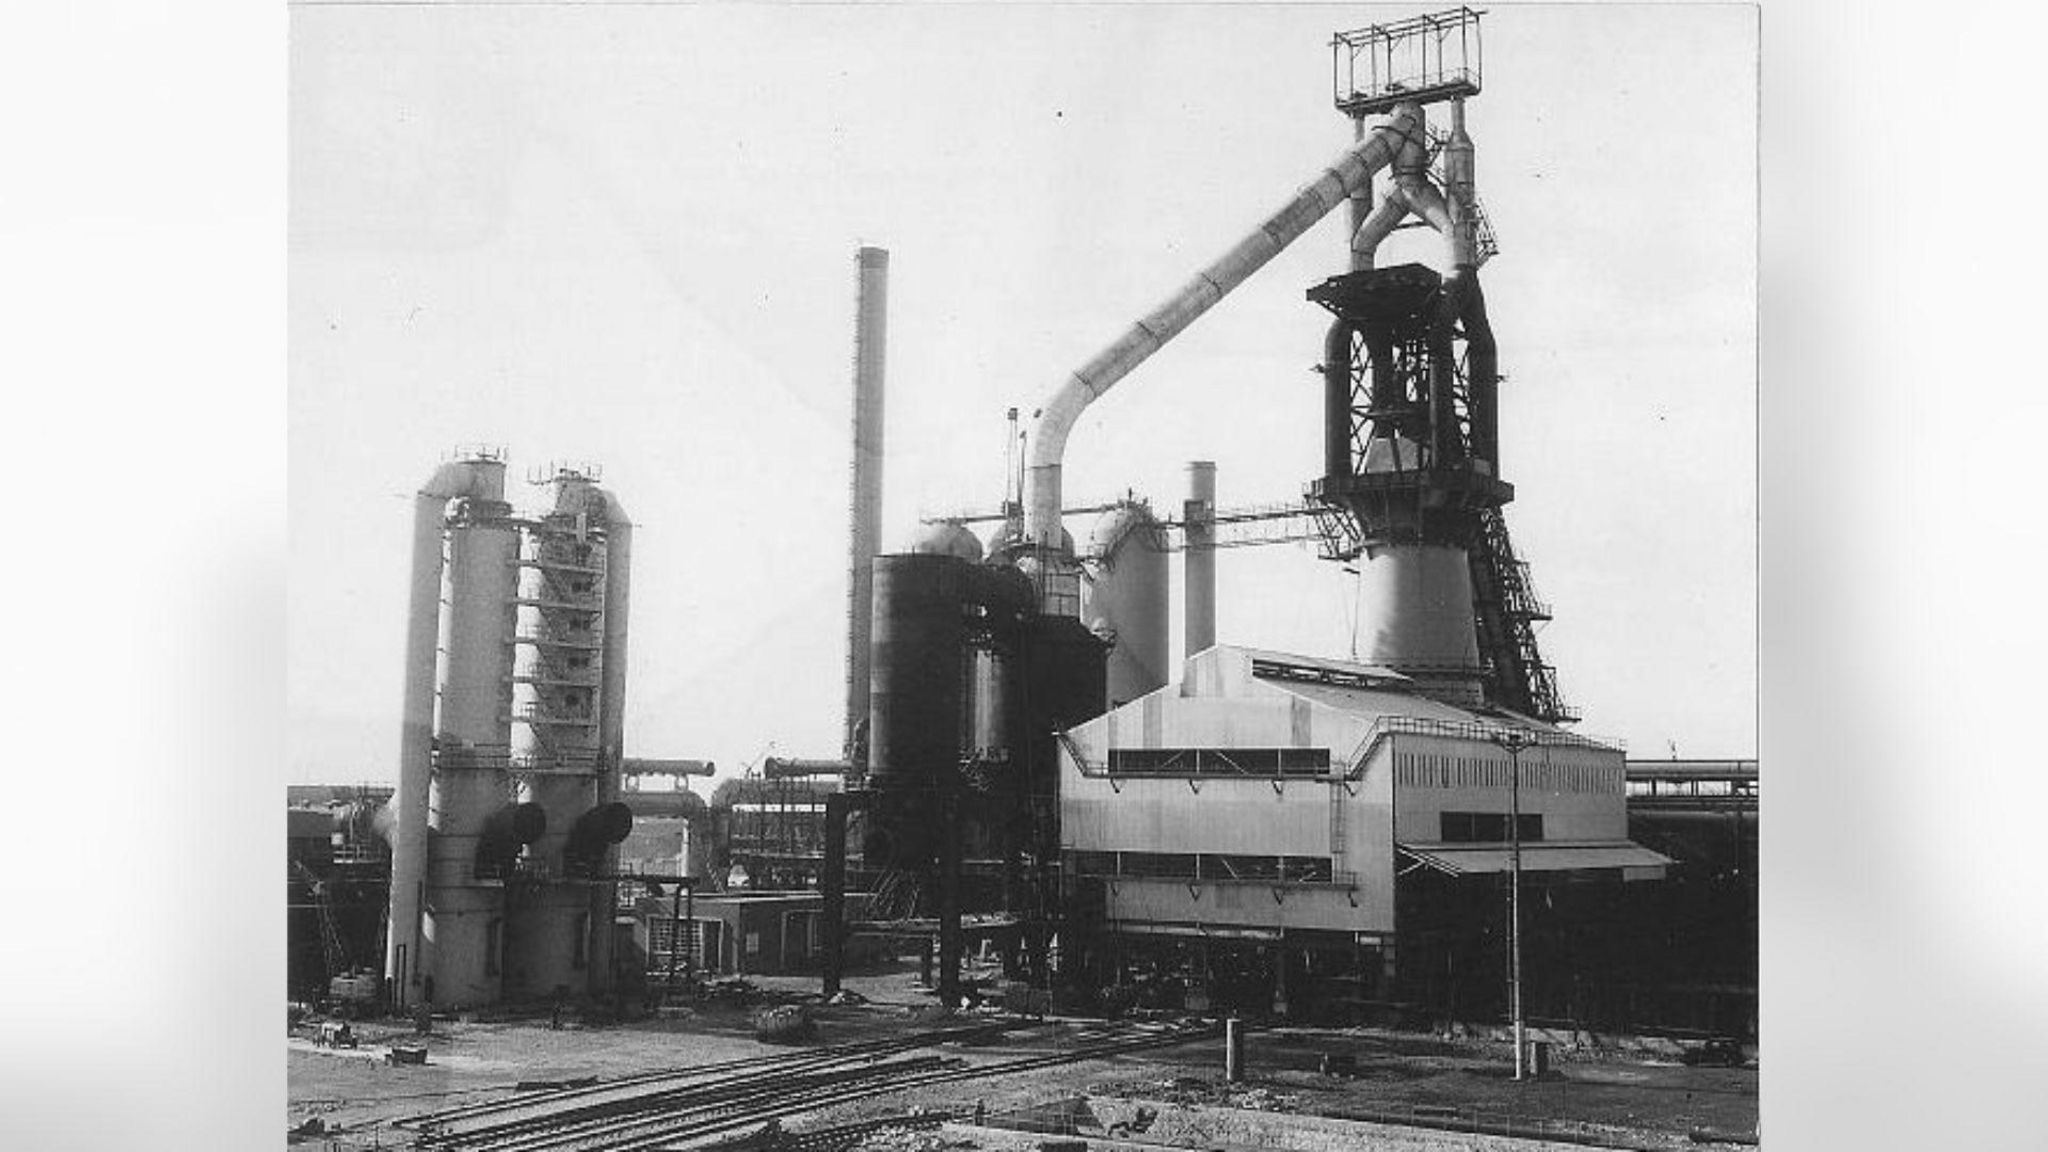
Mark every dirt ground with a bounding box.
[288,965,1757,1149]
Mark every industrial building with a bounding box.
[1055,645,1660,1021]
[808,8,1683,1042]
[281,10,1749,1046]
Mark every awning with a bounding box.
[1398,840,1673,881]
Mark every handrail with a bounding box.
[1062,713,1622,781]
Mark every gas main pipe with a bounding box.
[1023,102,1429,570]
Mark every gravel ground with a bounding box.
[288,968,1756,1149]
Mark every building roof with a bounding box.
[1398,840,1673,877]
[1194,645,1590,743]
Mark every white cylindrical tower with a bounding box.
[1082,501,1171,705]
[387,451,512,1011]
[422,461,521,1008]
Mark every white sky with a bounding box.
[288,3,1757,785]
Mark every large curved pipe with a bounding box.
[567,801,634,858]
[1023,103,1426,569]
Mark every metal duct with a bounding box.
[1024,104,1424,575]
[1183,461,1217,660]
[475,800,547,878]
[386,454,507,1009]
[846,247,890,764]
[624,757,714,777]
[761,757,852,779]
[1351,97,1477,275]
[568,802,635,856]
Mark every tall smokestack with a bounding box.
[845,247,889,766]
[1183,461,1217,661]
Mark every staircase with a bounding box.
[1468,507,1576,723]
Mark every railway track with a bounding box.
[401,1017,1222,1152]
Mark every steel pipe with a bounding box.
[1023,105,1426,580]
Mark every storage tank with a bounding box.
[1081,501,1170,706]
[910,520,984,562]
[864,554,969,867]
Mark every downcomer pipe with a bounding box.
[1024,103,1424,574]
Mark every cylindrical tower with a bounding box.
[1081,501,1170,705]
[1353,542,1484,706]
[386,460,490,1008]
[846,247,890,769]
[864,554,968,869]
[506,468,611,999]
[1182,462,1218,662]
[422,460,521,1009]
[587,484,632,994]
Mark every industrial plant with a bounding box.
[289,9,1757,1149]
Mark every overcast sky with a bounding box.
[288,3,1757,785]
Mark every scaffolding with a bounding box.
[1332,7,1485,115]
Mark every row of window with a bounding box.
[1105,747,1332,777]
[1069,851,1337,884]
[1395,753,1620,795]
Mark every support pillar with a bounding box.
[821,792,850,997]
[937,792,964,1009]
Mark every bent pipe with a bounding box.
[567,802,634,857]
[1323,320,1353,484]
[475,801,547,873]
[1455,273,1499,468]
[1024,103,1426,567]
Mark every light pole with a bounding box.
[1490,727,1537,1081]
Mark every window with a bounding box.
[572,913,589,969]
[1106,747,1330,777]
[1439,812,1544,843]
[1072,852,1340,884]
[1071,851,1118,876]
[1120,852,1198,879]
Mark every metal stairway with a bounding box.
[1467,506,1576,723]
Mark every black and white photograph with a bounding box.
[22,1,2048,1149]
[282,4,1763,1148]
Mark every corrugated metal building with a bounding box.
[1057,645,1667,1020]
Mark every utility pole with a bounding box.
[1490,727,1537,1081]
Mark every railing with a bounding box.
[1062,714,1621,783]
[1069,851,1354,888]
